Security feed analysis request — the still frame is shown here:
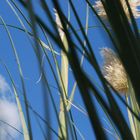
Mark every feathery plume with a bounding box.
[100,48,128,94]
[94,0,140,20]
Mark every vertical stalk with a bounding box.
[59,36,69,139]
[126,96,136,140]
[55,10,69,139]
[13,88,30,140]
[5,65,30,140]
[67,3,89,111]
[127,80,140,140]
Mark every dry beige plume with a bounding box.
[100,48,128,94]
[94,0,140,20]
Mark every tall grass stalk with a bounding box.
[2,0,140,139]
[67,3,89,111]
[3,63,30,140]
[128,80,140,140]
[0,16,33,139]
[126,96,136,140]
[13,87,30,140]
[54,10,69,139]
[59,40,69,139]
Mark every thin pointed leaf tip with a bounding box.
[54,9,64,40]
[93,0,140,20]
[100,48,128,94]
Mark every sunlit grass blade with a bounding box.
[100,0,140,109]
[25,1,73,138]
[67,3,89,111]
[17,1,125,139]
[6,0,60,56]
[58,24,69,140]
[53,8,69,140]
[68,1,134,139]
[4,1,66,139]
[0,23,59,56]
[51,0,109,139]
[40,2,80,139]
[128,80,140,140]
[126,96,137,140]
[0,16,32,139]
[25,0,52,139]
[2,63,30,140]
[17,0,140,139]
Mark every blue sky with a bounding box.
[0,0,140,140]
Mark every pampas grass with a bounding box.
[94,0,140,20]
[1,0,140,140]
[100,48,128,94]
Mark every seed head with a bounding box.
[94,0,140,20]
[100,48,128,94]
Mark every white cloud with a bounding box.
[0,75,10,94]
[0,74,21,140]
[0,100,21,140]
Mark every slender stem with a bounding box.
[59,35,69,139]
[56,10,69,139]
[128,80,140,140]
[126,96,136,140]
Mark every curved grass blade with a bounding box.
[6,0,60,56]
[0,16,33,139]
[100,0,140,109]
[54,9,69,140]
[17,0,136,139]
[66,1,134,139]
[51,0,109,139]
[39,26,78,140]
[67,2,89,111]
[2,62,30,140]
[40,1,82,139]
[4,2,66,138]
